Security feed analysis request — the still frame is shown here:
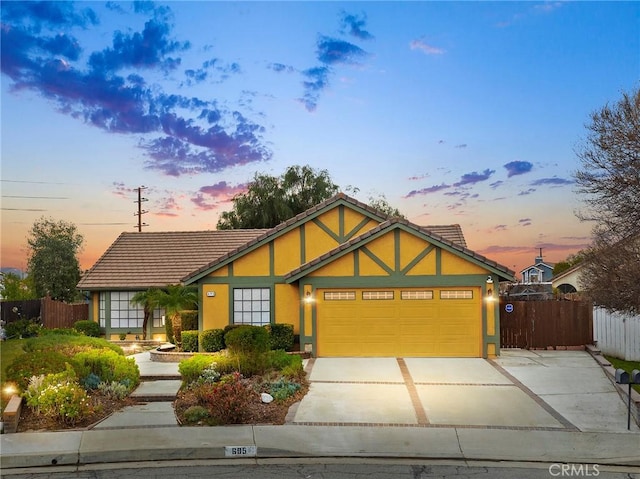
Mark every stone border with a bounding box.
[586,344,640,427]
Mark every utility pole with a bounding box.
[134,186,149,232]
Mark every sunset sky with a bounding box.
[1,1,638,279]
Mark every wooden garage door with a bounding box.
[316,288,481,357]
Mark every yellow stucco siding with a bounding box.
[207,267,228,278]
[317,209,340,233]
[441,249,488,275]
[275,284,300,333]
[398,231,430,270]
[406,250,437,275]
[309,253,355,277]
[202,284,229,330]
[344,208,376,235]
[274,230,301,276]
[358,251,390,276]
[364,233,395,270]
[233,245,270,276]
[305,222,339,260]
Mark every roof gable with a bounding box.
[284,218,515,283]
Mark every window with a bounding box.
[362,291,394,300]
[233,288,271,325]
[440,290,473,299]
[401,290,433,300]
[324,291,356,300]
[99,291,165,329]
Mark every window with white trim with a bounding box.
[440,290,473,299]
[324,291,356,300]
[362,291,394,300]
[401,290,434,300]
[100,291,165,329]
[233,288,271,325]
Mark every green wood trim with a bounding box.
[436,248,441,276]
[229,263,234,277]
[199,276,286,285]
[401,245,435,275]
[300,225,306,264]
[394,229,401,273]
[302,274,489,288]
[338,205,345,240]
[361,247,394,275]
[354,250,360,276]
[345,216,374,241]
[269,242,275,276]
[312,218,340,243]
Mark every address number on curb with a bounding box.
[225,445,257,457]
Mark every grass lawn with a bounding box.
[605,355,640,393]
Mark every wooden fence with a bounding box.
[1,297,88,330]
[593,307,640,361]
[500,299,593,349]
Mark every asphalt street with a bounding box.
[2,459,639,479]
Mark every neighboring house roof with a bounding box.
[551,262,583,282]
[77,230,267,290]
[283,218,515,283]
[520,261,554,275]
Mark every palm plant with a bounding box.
[154,284,198,349]
[130,288,161,340]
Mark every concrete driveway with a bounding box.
[291,351,639,433]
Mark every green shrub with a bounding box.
[179,354,216,385]
[183,405,210,424]
[196,372,254,424]
[230,352,270,376]
[5,319,41,339]
[281,361,304,380]
[6,350,74,390]
[181,330,199,352]
[224,325,270,355]
[267,349,293,370]
[97,381,130,400]
[200,329,225,352]
[24,366,91,425]
[73,349,139,391]
[74,320,102,337]
[268,377,301,401]
[40,328,80,336]
[198,364,221,384]
[165,316,174,344]
[181,311,198,331]
[265,323,294,351]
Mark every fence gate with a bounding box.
[500,299,593,349]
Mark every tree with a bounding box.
[154,284,198,348]
[26,217,84,302]
[552,251,584,276]
[130,288,161,340]
[0,272,37,301]
[366,193,405,218]
[217,165,340,229]
[574,87,640,313]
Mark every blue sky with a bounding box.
[1,1,638,277]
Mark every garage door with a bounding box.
[316,288,481,357]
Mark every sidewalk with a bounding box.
[2,425,639,469]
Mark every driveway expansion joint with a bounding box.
[397,358,429,425]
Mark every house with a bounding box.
[78,193,515,358]
[520,249,554,283]
[551,263,583,294]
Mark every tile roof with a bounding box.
[77,230,267,289]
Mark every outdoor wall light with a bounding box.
[304,291,314,303]
[486,276,494,284]
[3,383,17,397]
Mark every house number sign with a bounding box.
[505,303,514,313]
[225,445,257,457]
